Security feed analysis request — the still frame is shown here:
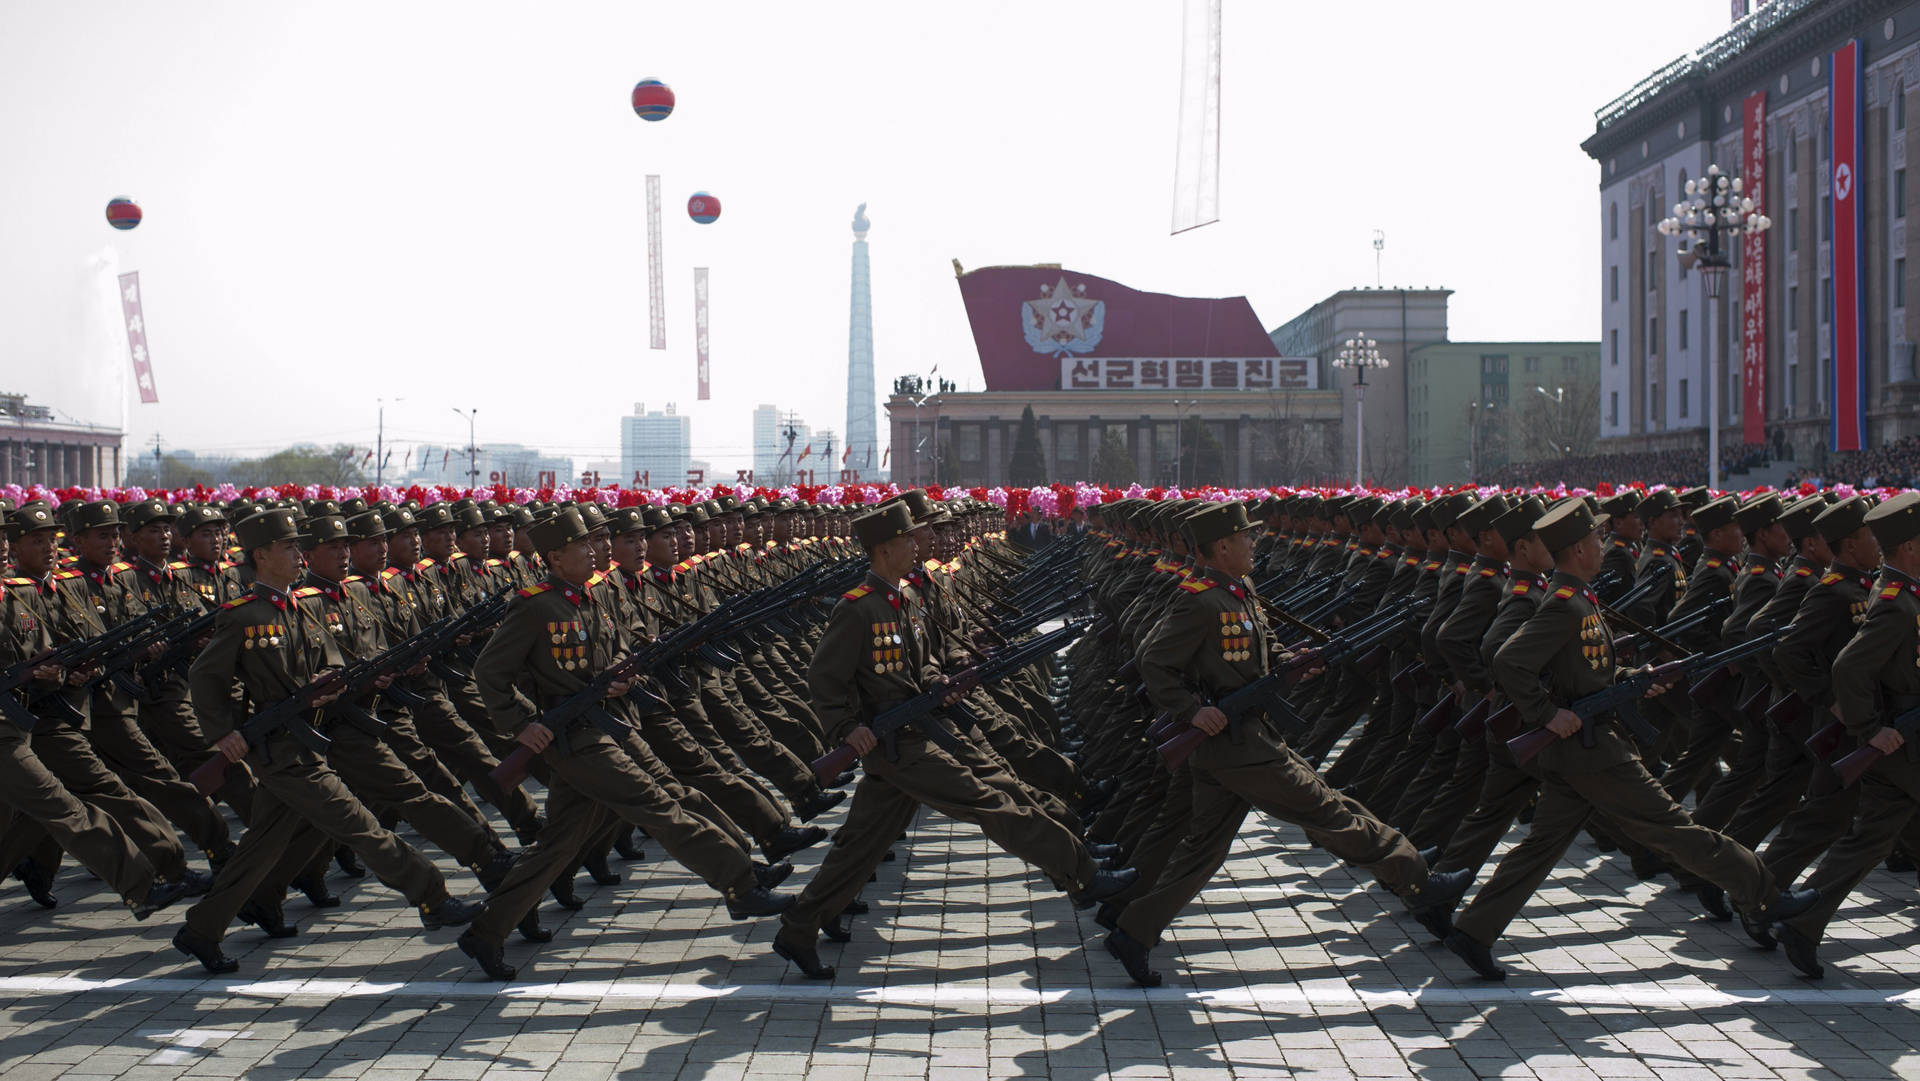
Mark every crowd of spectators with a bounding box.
[1480,449,1707,489]
[1785,434,1920,490]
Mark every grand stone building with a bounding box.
[1587,0,1920,466]
[0,393,123,488]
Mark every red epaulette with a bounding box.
[586,570,608,588]
[1176,578,1215,594]
[1552,585,1577,599]
[843,583,875,601]
[1879,584,1901,599]
[53,570,81,581]
[167,560,191,571]
[1705,557,1724,570]
[108,561,133,574]
[380,567,405,581]
[2,577,32,587]
[291,586,322,599]
[1512,581,1532,596]
[415,558,436,572]
[220,594,256,609]
[1748,564,1767,576]
[1819,571,1844,585]
[517,582,553,599]
[1478,567,1497,578]
[1794,565,1814,578]
[486,558,505,568]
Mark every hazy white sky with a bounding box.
[0,0,1735,478]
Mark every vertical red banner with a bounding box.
[694,267,711,401]
[1740,91,1767,445]
[1830,39,1866,452]
[117,271,158,403]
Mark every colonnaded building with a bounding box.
[1589,0,1920,466]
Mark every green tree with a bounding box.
[1007,405,1047,487]
[1176,417,1229,488]
[1094,430,1137,487]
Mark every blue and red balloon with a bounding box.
[631,78,674,121]
[106,197,142,230]
[688,192,720,224]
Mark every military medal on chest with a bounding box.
[870,619,904,673]
[1579,613,1608,671]
[1218,609,1254,662]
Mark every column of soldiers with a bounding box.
[4,479,1919,988]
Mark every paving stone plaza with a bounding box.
[0,800,1913,1081]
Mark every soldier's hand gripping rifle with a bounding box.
[1154,596,1431,770]
[425,586,520,685]
[809,619,1092,784]
[1829,706,1920,787]
[187,668,346,795]
[90,605,210,698]
[18,607,180,726]
[130,608,220,687]
[1505,624,1795,767]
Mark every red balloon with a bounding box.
[688,192,720,224]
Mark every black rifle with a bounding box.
[809,620,1092,784]
[187,670,343,795]
[1830,707,1920,787]
[18,607,178,725]
[1507,625,1794,768]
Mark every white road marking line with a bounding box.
[141,1027,252,1064]
[7,975,1916,1009]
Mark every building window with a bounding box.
[1679,378,1689,417]
[1899,169,1908,219]
[1609,390,1619,426]
[1679,309,1689,350]
[1822,194,1832,241]
[1564,355,1579,372]
[1789,286,1799,330]
[1648,248,1660,288]
[1820,357,1832,406]
[1611,329,1619,366]
[1055,423,1080,463]
[1787,362,1799,411]
[1898,85,1908,131]
[955,424,982,460]
[1649,383,1661,422]
[1789,208,1799,251]
[1610,265,1619,301]
[1610,202,1619,239]
[1823,277,1833,324]
[1524,356,1540,373]
[1649,316,1659,354]
[1154,422,1177,463]
[1899,258,1908,308]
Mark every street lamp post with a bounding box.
[1172,399,1198,489]
[376,397,403,488]
[1532,384,1565,460]
[1332,335,1389,488]
[1658,163,1771,491]
[450,407,478,488]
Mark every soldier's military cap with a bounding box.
[1777,495,1826,541]
[177,504,228,532]
[852,503,915,549]
[1814,495,1872,544]
[1865,491,1920,549]
[640,506,675,532]
[1429,492,1474,530]
[606,507,646,536]
[1677,486,1712,510]
[379,505,419,533]
[4,502,57,537]
[415,504,457,530]
[576,504,611,533]
[1387,501,1419,533]
[1456,495,1509,537]
[344,510,388,541]
[1600,492,1640,519]
[70,500,123,531]
[1690,495,1740,534]
[1734,493,1784,534]
[1185,502,1259,550]
[234,508,301,552]
[1636,488,1681,519]
[452,503,486,532]
[1495,496,1547,544]
[301,498,341,520]
[1535,498,1609,554]
[529,507,589,554]
[299,515,351,548]
[338,496,370,516]
[123,498,176,530]
[687,504,713,526]
[1346,496,1384,526]
[1323,495,1354,519]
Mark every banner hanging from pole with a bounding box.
[647,174,666,350]
[117,271,158,403]
[1740,90,1767,445]
[1830,39,1866,452]
[694,267,711,400]
[1170,0,1221,234]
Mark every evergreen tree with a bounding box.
[1094,430,1137,486]
[1007,405,1047,487]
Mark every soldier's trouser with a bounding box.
[1433,749,1539,880]
[469,729,759,944]
[1723,721,1815,850]
[88,697,230,856]
[0,726,157,902]
[971,698,1079,799]
[701,679,819,799]
[607,728,754,856]
[672,695,791,813]
[322,719,497,869]
[1389,726,1463,832]
[30,719,187,880]
[1761,761,1865,886]
[780,731,1096,939]
[1780,766,1920,943]
[1118,724,1425,947]
[1101,766,1196,911]
[1323,686,1394,789]
[138,692,257,823]
[733,664,826,761]
[377,710,493,828]
[1409,727,1490,852]
[1693,712,1770,831]
[644,713,789,848]
[410,687,543,841]
[1453,757,1774,946]
[186,758,447,941]
[1656,702,1736,807]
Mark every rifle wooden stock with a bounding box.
[1418,696,1460,735]
[1827,712,1920,787]
[810,743,860,786]
[1391,662,1423,696]
[1156,725,1208,770]
[1686,664,1735,706]
[1145,708,1186,744]
[1485,702,1521,744]
[1453,696,1494,740]
[1767,692,1807,731]
[187,754,231,797]
[1804,719,1848,761]
[1505,726,1560,767]
[490,744,539,790]
[1738,686,1772,727]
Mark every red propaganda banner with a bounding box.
[117,271,158,403]
[1740,91,1767,445]
[694,267,711,401]
[1830,39,1866,452]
